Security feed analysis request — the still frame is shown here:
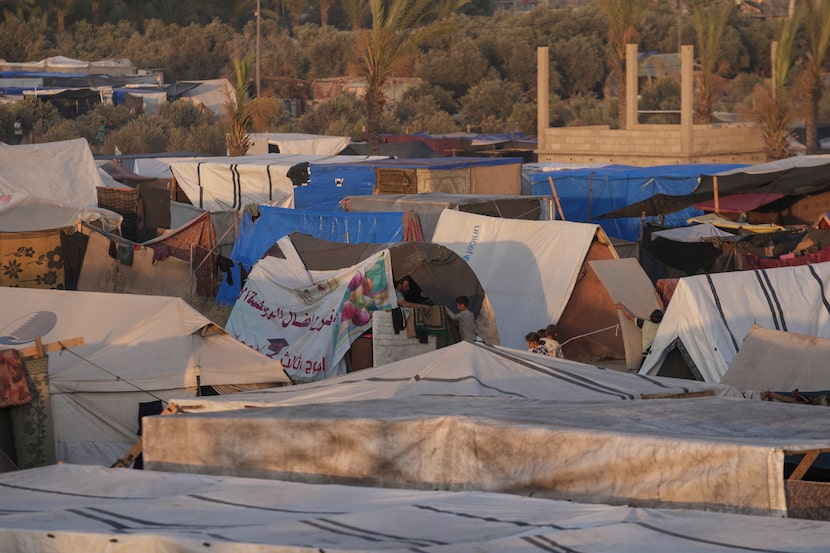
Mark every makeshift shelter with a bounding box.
[7,465,830,552]
[247,132,351,155]
[174,79,234,120]
[170,340,736,413]
[76,209,219,298]
[600,155,830,226]
[0,287,289,467]
[585,258,665,370]
[145,391,830,518]
[293,162,378,211]
[0,138,102,208]
[372,157,523,196]
[432,210,623,358]
[342,192,551,242]
[215,206,406,305]
[168,154,384,213]
[225,233,498,382]
[0,195,121,234]
[722,325,830,395]
[640,261,830,383]
[526,163,744,242]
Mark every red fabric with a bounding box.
[402,210,425,242]
[154,212,218,296]
[745,244,830,269]
[694,192,786,214]
[0,349,31,408]
[656,278,679,308]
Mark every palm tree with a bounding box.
[356,0,448,153]
[754,12,804,160]
[800,0,830,153]
[341,0,370,29]
[690,0,734,124]
[593,0,650,129]
[51,0,75,34]
[317,0,335,26]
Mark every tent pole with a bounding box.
[548,176,565,220]
[713,175,720,214]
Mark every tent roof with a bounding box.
[723,325,830,393]
[640,261,830,383]
[145,394,830,516]
[0,138,102,208]
[248,132,350,155]
[5,463,830,552]
[171,340,734,413]
[599,156,830,218]
[432,210,609,349]
[0,195,121,233]
[168,153,383,212]
[0,287,289,465]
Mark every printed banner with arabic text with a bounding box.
[226,248,394,382]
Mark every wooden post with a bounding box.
[548,176,565,220]
[713,175,720,214]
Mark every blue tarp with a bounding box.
[293,157,523,212]
[294,163,377,211]
[216,206,405,305]
[526,163,747,242]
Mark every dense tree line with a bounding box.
[0,0,828,158]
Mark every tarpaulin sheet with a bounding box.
[0,138,102,208]
[0,287,288,465]
[225,236,395,382]
[144,395,830,517]
[6,463,830,552]
[170,341,737,413]
[527,163,745,241]
[216,206,403,305]
[294,162,377,211]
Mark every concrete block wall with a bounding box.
[537,124,765,165]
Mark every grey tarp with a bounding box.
[145,391,830,517]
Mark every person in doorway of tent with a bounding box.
[543,324,564,358]
[525,331,550,356]
[617,304,664,362]
[12,117,23,144]
[394,277,431,320]
[445,295,476,342]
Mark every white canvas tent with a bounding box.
[247,132,351,155]
[178,78,234,120]
[169,153,383,212]
[432,210,618,350]
[3,464,830,552]
[0,138,102,208]
[0,287,289,466]
[170,340,736,413]
[145,392,830,517]
[722,325,830,394]
[0,195,121,233]
[640,262,830,383]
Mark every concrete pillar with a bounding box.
[680,45,694,155]
[537,47,549,148]
[626,43,638,129]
